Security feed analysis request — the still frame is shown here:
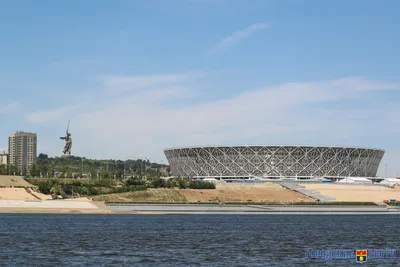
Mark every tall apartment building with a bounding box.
[8,131,37,174]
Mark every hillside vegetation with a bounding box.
[26,178,216,199]
[3,153,170,178]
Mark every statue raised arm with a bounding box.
[60,121,72,156]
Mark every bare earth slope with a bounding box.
[0,188,38,200]
[302,184,400,202]
[0,176,35,187]
[0,176,53,200]
[92,182,314,202]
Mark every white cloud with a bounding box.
[26,105,77,124]
[207,22,271,55]
[25,74,400,166]
[25,72,203,124]
[99,73,194,94]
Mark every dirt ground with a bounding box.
[0,176,52,200]
[0,188,38,200]
[0,188,52,200]
[0,176,35,187]
[93,182,314,203]
[302,184,400,202]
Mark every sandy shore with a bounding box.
[0,199,112,214]
[0,208,113,214]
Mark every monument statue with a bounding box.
[60,120,72,156]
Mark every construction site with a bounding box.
[91,180,400,205]
[0,176,110,213]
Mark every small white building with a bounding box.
[380,178,400,186]
[336,177,373,184]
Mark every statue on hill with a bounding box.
[60,120,72,156]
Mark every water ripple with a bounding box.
[0,214,399,266]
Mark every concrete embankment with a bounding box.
[106,203,400,214]
[0,201,398,214]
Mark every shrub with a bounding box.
[188,181,216,189]
[151,178,166,188]
[125,179,146,186]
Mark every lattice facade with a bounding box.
[164,146,385,178]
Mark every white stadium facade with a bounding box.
[164,145,385,180]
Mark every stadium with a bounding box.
[164,145,385,180]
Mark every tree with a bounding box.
[29,154,168,179]
[152,178,166,188]
[39,165,49,177]
[8,165,18,175]
[0,164,7,175]
[30,164,39,177]
[38,153,48,160]
[102,171,111,179]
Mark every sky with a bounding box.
[0,0,399,176]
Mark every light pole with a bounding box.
[99,167,103,180]
[386,164,388,178]
[144,157,147,179]
[124,156,130,179]
[124,158,126,178]
[141,159,143,179]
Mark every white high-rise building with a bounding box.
[8,131,37,174]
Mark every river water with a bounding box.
[0,214,399,266]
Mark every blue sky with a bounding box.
[0,0,399,176]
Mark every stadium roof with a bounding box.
[164,144,385,152]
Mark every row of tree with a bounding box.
[5,154,171,179]
[0,164,18,175]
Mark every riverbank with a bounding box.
[1,200,399,214]
[0,208,113,214]
[91,182,315,203]
[0,199,112,214]
[107,203,400,214]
